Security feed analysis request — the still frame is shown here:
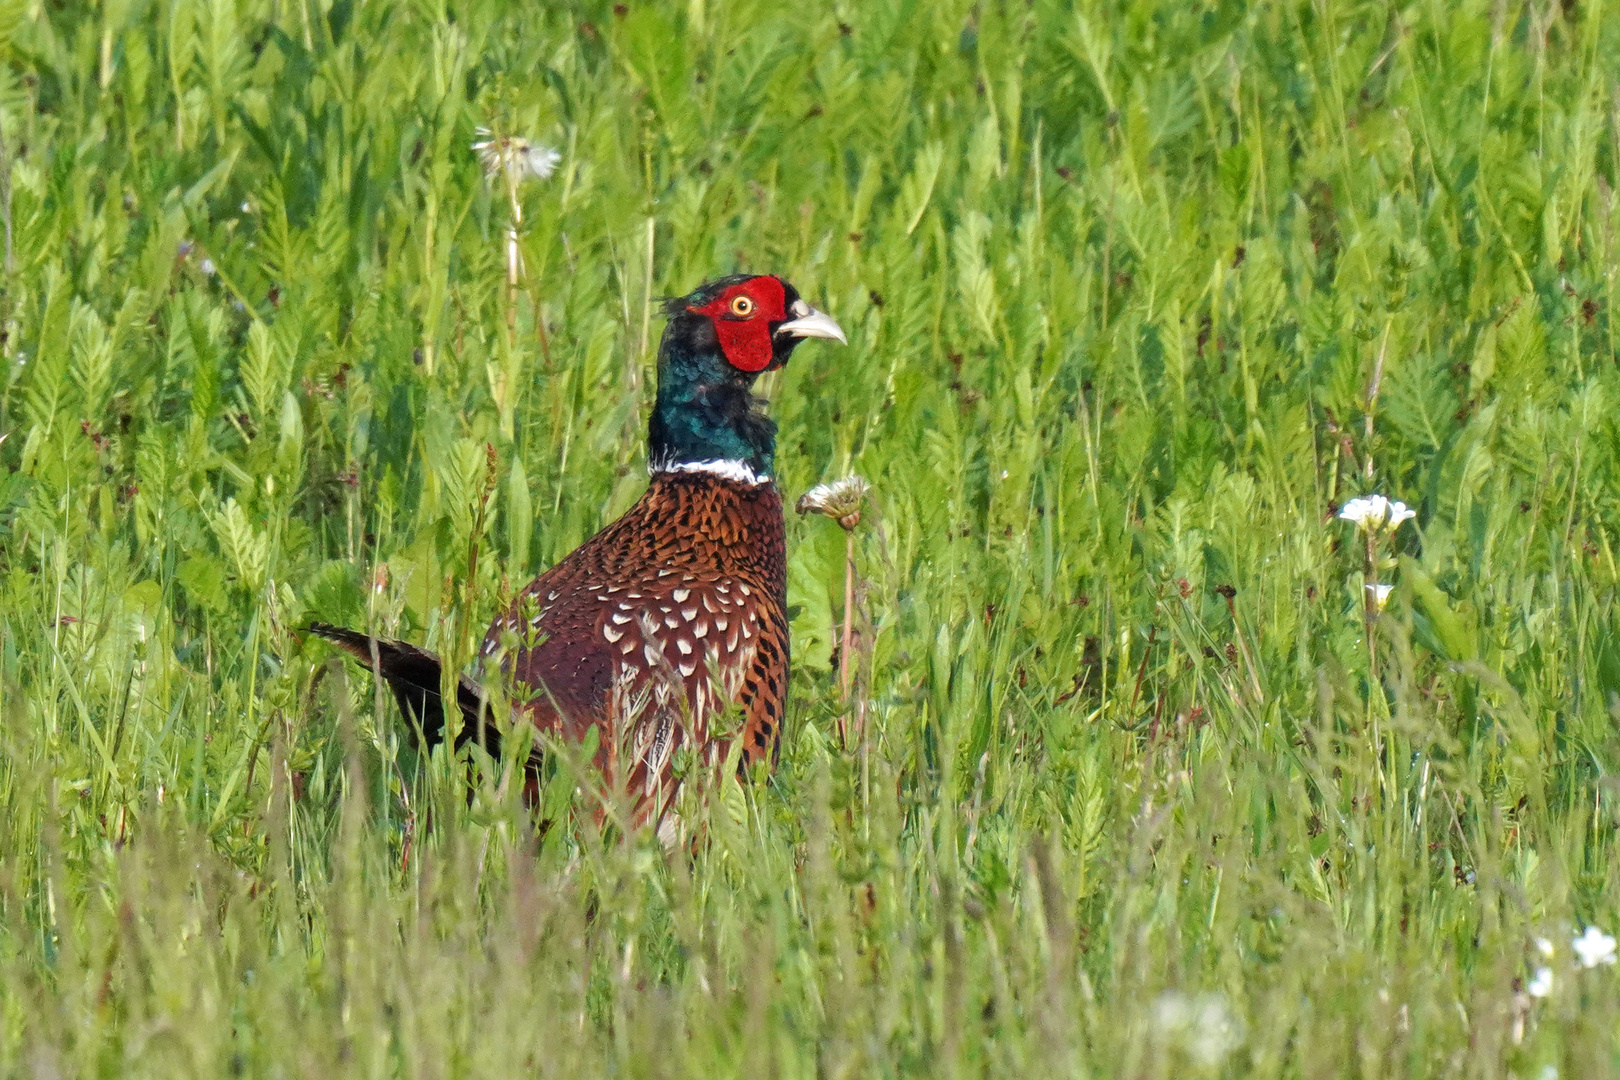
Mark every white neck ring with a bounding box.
[651,458,771,486]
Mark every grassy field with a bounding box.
[2,0,1620,1074]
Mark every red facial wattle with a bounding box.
[689,277,787,373]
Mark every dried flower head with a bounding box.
[797,474,871,531]
[472,127,561,183]
[1338,495,1416,533]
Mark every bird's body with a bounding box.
[486,467,789,806]
[309,274,842,829]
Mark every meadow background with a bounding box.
[1,0,1619,1074]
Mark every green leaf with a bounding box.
[177,557,227,614]
[1405,560,1477,663]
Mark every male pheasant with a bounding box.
[309,274,843,830]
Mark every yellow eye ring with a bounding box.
[729,295,755,317]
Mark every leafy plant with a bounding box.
[1,0,1619,1075]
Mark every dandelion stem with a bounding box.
[505,170,523,345]
[839,529,856,751]
[796,474,872,762]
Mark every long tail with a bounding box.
[304,623,496,751]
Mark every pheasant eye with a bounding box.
[729,295,755,317]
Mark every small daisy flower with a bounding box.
[1527,967,1554,997]
[796,474,871,531]
[1573,926,1616,968]
[1338,495,1416,533]
[1365,583,1393,610]
[472,127,561,182]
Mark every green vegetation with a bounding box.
[3,0,1620,1074]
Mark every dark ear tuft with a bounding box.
[670,273,762,314]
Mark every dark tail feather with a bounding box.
[304,623,495,752]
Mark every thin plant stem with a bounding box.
[839,529,856,751]
[1364,528,1379,681]
[636,216,655,388]
[0,107,12,278]
[505,170,523,345]
[1363,319,1391,482]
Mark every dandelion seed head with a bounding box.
[473,126,562,183]
[522,144,561,180]
[797,474,871,531]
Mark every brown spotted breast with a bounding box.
[482,470,789,815]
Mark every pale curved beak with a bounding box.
[775,300,846,345]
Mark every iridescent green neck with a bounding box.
[648,333,775,480]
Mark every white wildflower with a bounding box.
[200,258,216,277]
[1152,991,1242,1067]
[1535,937,1555,958]
[797,474,871,531]
[1573,926,1616,968]
[1338,495,1416,533]
[1366,583,1393,610]
[472,127,561,182]
[1527,967,1553,997]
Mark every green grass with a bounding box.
[2,0,1620,1074]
